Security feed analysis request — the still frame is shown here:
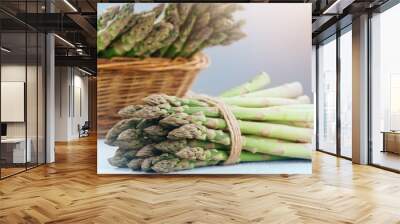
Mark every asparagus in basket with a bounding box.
[97,3,246,58]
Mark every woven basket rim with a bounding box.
[97,53,209,72]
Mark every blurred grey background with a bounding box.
[98,3,312,97]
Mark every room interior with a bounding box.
[0,0,400,222]
[315,0,400,171]
[0,0,96,179]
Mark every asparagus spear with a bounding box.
[141,153,175,171]
[193,12,211,30]
[151,149,288,173]
[98,5,120,30]
[179,27,214,57]
[143,94,208,107]
[223,32,246,46]
[126,22,174,57]
[142,93,310,108]
[154,139,228,153]
[176,12,215,57]
[112,128,147,149]
[193,3,212,15]
[103,8,160,58]
[193,19,245,54]
[108,147,138,168]
[121,103,314,122]
[164,13,197,58]
[164,3,215,58]
[97,3,135,52]
[192,104,314,122]
[210,4,244,20]
[271,121,314,129]
[242,82,304,98]
[152,158,219,173]
[167,124,312,159]
[135,144,159,157]
[160,112,313,143]
[220,96,310,107]
[221,4,245,16]
[149,25,180,57]
[177,3,193,25]
[120,3,164,35]
[108,155,130,168]
[127,158,144,170]
[164,3,180,26]
[219,72,271,97]
[175,147,286,162]
[204,32,228,47]
[143,125,169,137]
[156,4,181,57]
[105,118,142,146]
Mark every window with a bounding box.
[0,1,47,179]
[370,2,400,171]
[317,36,337,154]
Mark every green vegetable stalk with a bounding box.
[98,5,120,30]
[220,95,310,107]
[167,124,312,159]
[164,13,197,58]
[152,149,287,173]
[102,9,160,57]
[97,3,135,52]
[120,103,314,123]
[219,72,271,97]
[242,82,304,98]
[175,147,286,162]
[160,112,313,143]
[126,22,174,57]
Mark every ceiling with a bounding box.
[310,0,391,43]
[1,0,97,74]
[1,0,395,73]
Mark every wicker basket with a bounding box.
[97,53,209,137]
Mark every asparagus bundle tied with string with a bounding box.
[97,3,246,58]
[104,72,314,173]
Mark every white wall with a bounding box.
[54,67,89,141]
[1,65,38,138]
[55,66,69,141]
[1,63,46,164]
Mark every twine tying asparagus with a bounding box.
[190,93,242,165]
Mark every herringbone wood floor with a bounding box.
[1,135,400,224]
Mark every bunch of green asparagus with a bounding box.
[97,3,246,58]
[104,72,314,173]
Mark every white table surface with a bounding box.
[1,137,32,163]
[97,140,312,175]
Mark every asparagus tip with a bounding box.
[151,158,180,173]
[167,124,207,140]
